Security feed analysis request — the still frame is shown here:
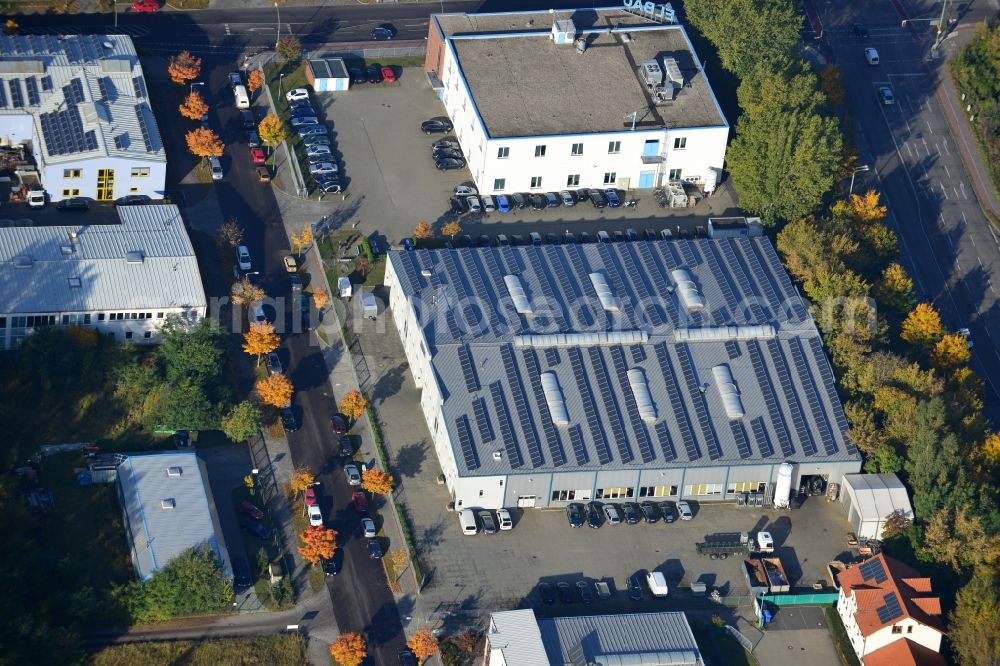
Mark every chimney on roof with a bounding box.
[68,229,78,249]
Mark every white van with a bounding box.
[459,509,478,535]
[646,571,669,597]
[233,84,250,109]
[864,48,879,66]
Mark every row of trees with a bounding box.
[331,628,438,666]
[949,22,1000,197]
[684,1,1000,660]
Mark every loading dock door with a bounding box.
[517,495,537,508]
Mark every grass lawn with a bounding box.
[88,633,307,665]
[342,55,426,70]
[263,62,315,195]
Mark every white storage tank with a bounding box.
[773,462,794,509]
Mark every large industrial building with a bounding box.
[385,237,861,511]
[0,204,206,349]
[0,34,166,202]
[424,7,729,196]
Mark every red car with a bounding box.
[132,0,159,11]
[239,501,264,521]
[380,66,396,83]
[304,487,317,506]
[352,492,368,514]
[250,147,266,165]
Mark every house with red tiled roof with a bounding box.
[836,553,945,665]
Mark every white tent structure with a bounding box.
[840,473,913,539]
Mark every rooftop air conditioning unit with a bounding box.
[551,18,577,45]
[493,451,503,461]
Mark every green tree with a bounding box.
[275,35,301,64]
[949,571,1000,666]
[684,0,801,78]
[118,546,233,624]
[904,399,969,520]
[159,317,225,387]
[221,401,262,443]
[162,380,217,431]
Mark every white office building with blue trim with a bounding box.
[424,7,729,196]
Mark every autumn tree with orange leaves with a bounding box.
[901,303,944,349]
[931,333,971,369]
[290,225,314,255]
[167,50,202,85]
[313,287,329,311]
[847,189,888,223]
[339,390,368,421]
[413,222,433,241]
[330,632,367,666]
[185,127,224,158]
[243,321,280,365]
[257,373,293,408]
[247,69,264,94]
[298,525,336,564]
[230,277,264,307]
[442,221,461,239]
[408,628,440,663]
[258,113,286,147]
[290,468,315,493]
[362,468,393,495]
[178,90,208,120]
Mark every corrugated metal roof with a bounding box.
[0,34,165,163]
[0,204,206,314]
[390,238,859,476]
[538,612,703,666]
[116,451,227,580]
[488,610,550,666]
[842,473,913,523]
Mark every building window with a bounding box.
[603,172,616,184]
[567,174,580,187]
[96,168,115,201]
[595,487,634,500]
[125,331,133,340]
[62,189,81,197]
[0,317,6,328]
[63,169,82,179]
[552,490,576,502]
[684,483,723,496]
[608,141,621,154]
[494,178,506,190]
[530,176,543,189]
[534,145,546,157]
[669,168,683,181]
[157,312,164,318]
[892,626,902,635]
[130,187,139,193]
[728,481,767,494]
[571,143,583,156]
[97,313,106,321]
[907,626,913,634]
[673,137,687,150]
[131,167,150,177]
[497,146,509,159]
[639,485,677,498]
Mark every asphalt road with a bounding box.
[811,0,1000,418]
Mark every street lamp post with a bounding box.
[113,0,118,29]
[848,165,870,198]
[274,1,281,50]
[279,73,285,98]
[189,81,204,95]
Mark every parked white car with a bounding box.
[362,517,377,538]
[344,463,361,486]
[496,508,513,531]
[677,501,693,520]
[306,144,332,157]
[286,88,310,102]
[236,245,251,271]
[309,162,338,175]
[308,504,323,527]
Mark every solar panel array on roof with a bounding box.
[654,420,677,461]
[860,557,888,584]
[472,396,494,443]
[489,381,524,468]
[63,78,85,105]
[630,345,646,363]
[135,103,154,151]
[455,415,479,470]
[618,243,663,326]
[676,343,723,459]
[568,424,589,465]
[97,75,116,102]
[750,417,774,457]
[132,75,146,99]
[458,344,479,393]
[702,241,738,323]
[459,251,501,332]
[568,347,613,465]
[0,84,6,108]
[730,420,752,459]
[544,347,560,366]
[40,75,52,91]
[654,342,700,460]
[8,79,23,107]
[500,345,543,467]
[609,345,655,463]
[639,242,681,327]
[720,238,768,322]
[113,133,128,150]
[877,592,903,623]
[789,337,838,455]
[24,76,40,105]
[588,347,633,464]
[525,248,569,331]
[808,336,857,453]
[747,340,795,457]
[39,108,97,155]
[758,239,809,321]
[766,339,816,456]
[596,243,635,321]
[568,244,604,328]
[725,340,741,359]
[521,349,566,467]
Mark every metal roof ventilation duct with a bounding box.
[588,272,620,312]
[671,268,705,311]
[673,325,775,342]
[503,274,533,314]
[627,368,657,423]
[540,372,570,426]
[512,330,649,347]
[712,364,745,419]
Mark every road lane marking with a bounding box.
[954,186,961,199]
[947,235,954,249]
[941,183,949,199]
[906,143,914,159]
[980,257,985,268]
[942,138,951,156]
[944,164,951,178]
[960,182,968,200]
[926,119,934,134]
[971,234,976,247]
[922,136,930,157]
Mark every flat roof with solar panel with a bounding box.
[386,238,861,484]
[0,34,165,165]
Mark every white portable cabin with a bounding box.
[337,277,352,299]
[841,473,913,539]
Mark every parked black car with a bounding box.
[114,194,150,206]
[852,22,869,38]
[322,551,342,576]
[281,406,299,433]
[576,580,593,604]
[421,118,454,134]
[436,157,466,170]
[232,557,252,589]
[588,189,608,208]
[433,148,463,161]
[585,502,602,529]
[511,192,529,209]
[640,501,660,523]
[56,197,89,212]
[398,650,417,666]
[538,582,556,604]
[450,196,467,215]
[529,193,546,210]
[366,64,383,83]
[339,436,353,457]
[627,574,643,601]
[557,581,574,603]
[660,501,677,523]
[349,68,366,84]
[566,503,585,528]
[622,502,641,524]
[239,514,269,540]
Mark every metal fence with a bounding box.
[759,592,839,606]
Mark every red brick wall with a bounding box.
[425,19,445,74]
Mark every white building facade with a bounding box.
[0,34,167,202]
[0,204,206,350]
[426,9,729,196]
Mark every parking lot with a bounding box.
[353,303,857,618]
[311,69,742,246]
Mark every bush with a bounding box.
[116,546,233,624]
